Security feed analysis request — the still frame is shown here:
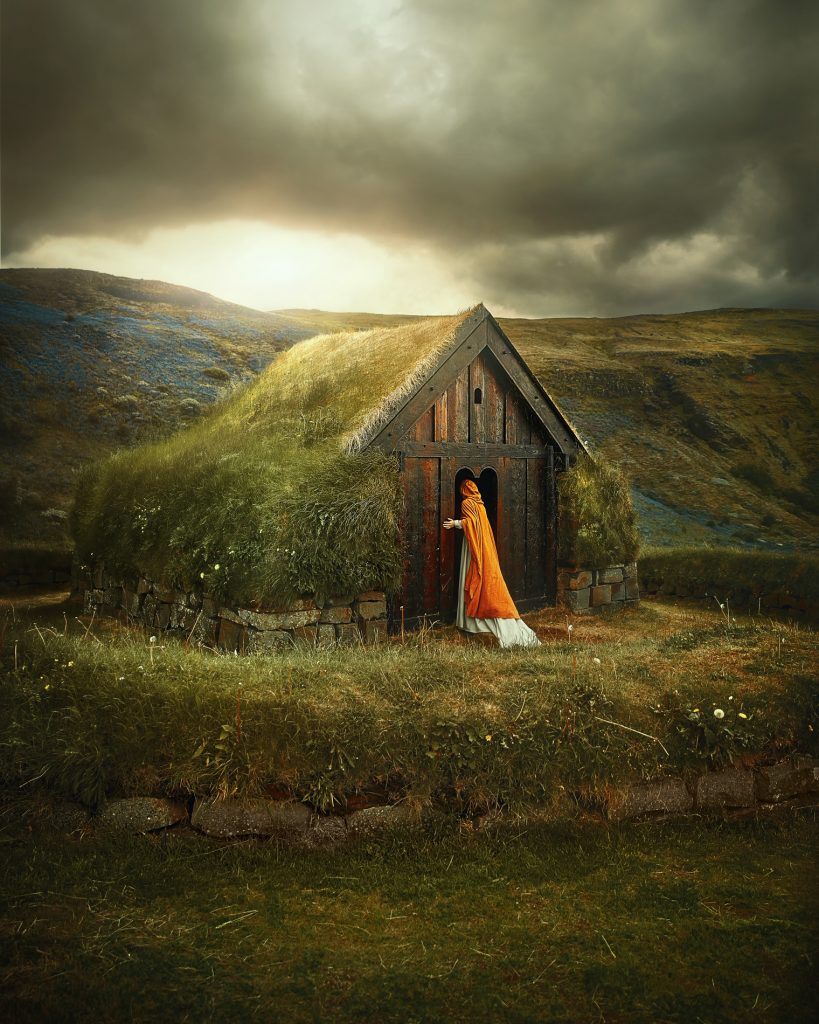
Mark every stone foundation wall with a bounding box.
[558,561,639,614]
[80,565,388,650]
[36,755,819,842]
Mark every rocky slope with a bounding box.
[0,269,311,549]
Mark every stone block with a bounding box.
[610,581,626,602]
[562,570,593,590]
[123,588,141,616]
[599,566,624,584]
[238,608,320,630]
[219,606,247,625]
[590,584,612,607]
[44,802,91,832]
[292,625,318,646]
[325,594,354,607]
[217,618,247,652]
[565,587,590,612]
[624,562,638,579]
[357,600,387,620]
[625,578,640,600]
[346,803,422,835]
[301,815,348,847]
[248,629,292,654]
[756,757,819,802]
[156,603,171,629]
[696,769,756,810]
[316,624,337,648]
[93,566,105,588]
[191,798,310,838]
[363,619,388,644]
[137,577,152,595]
[95,797,187,833]
[103,586,121,607]
[336,623,362,646]
[320,605,352,624]
[608,778,693,821]
[201,597,218,618]
[357,590,385,602]
[156,589,179,604]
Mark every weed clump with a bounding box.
[558,452,639,567]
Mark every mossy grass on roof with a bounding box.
[71,310,480,610]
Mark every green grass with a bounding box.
[640,546,819,613]
[1,804,816,1023]
[70,311,481,608]
[558,452,639,566]
[2,597,815,812]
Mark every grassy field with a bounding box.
[1,591,815,813]
[0,591,816,1021]
[1,800,816,1023]
[2,271,816,566]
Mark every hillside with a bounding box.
[1,271,816,558]
[0,269,312,550]
[279,307,819,551]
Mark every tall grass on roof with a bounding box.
[71,312,474,606]
[558,452,640,567]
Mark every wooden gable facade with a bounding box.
[367,305,583,628]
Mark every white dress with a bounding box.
[452,521,542,649]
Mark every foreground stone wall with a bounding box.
[36,755,819,843]
[558,562,639,614]
[80,565,388,650]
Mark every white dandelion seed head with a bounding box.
[713,708,725,719]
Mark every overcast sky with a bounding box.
[2,0,818,316]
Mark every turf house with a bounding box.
[74,304,638,648]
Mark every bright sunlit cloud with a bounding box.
[5,220,479,314]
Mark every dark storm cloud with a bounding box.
[3,0,818,314]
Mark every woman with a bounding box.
[443,479,541,649]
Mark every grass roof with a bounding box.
[71,310,478,607]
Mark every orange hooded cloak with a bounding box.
[459,479,520,620]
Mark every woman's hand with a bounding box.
[443,518,459,530]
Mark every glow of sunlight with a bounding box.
[5,220,478,314]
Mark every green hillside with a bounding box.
[1,271,816,565]
[0,269,312,553]
[280,307,819,552]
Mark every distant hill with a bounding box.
[1,270,816,557]
[279,307,819,552]
[0,269,312,550]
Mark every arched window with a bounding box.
[474,387,482,405]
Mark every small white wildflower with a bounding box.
[568,624,574,633]
[214,563,220,570]
[738,712,748,720]
[149,636,157,644]
[713,708,725,719]
[593,657,601,665]
[200,571,206,579]
[728,695,733,701]
[67,660,74,667]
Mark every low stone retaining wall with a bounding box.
[80,565,388,649]
[558,561,639,614]
[35,756,818,842]
[639,572,813,618]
